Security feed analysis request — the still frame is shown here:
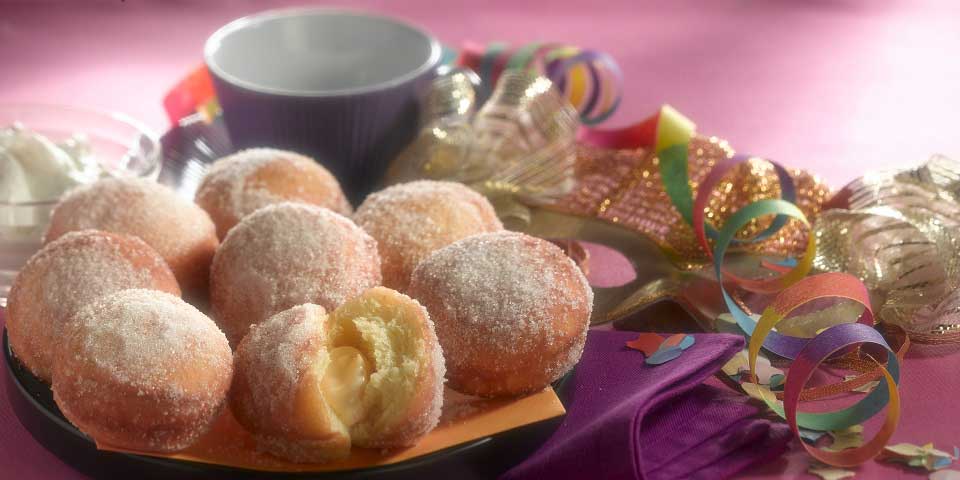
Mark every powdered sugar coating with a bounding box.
[196,148,352,239]
[45,177,219,295]
[6,230,180,382]
[52,289,232,452]
[210,202,381,345]
[354,180,503,292]
[408,231,593,397]
[231,305,330,427]
[230,303,352,462]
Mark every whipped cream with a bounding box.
[0,123,104,203]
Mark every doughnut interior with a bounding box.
[328,287,444,448]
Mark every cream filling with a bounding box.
[320,346,372,427]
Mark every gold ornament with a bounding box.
[815,155,960,341]
[386,69,580,224]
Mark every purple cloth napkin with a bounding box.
[502,331,792,480]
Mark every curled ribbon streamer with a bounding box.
[747,274,897,432]
[771,323,900,467]
[458,42,622,125]
[654,106,820,357]
[658,111,797,243]
[711,201,818,358]
[694,155,797,246]
[581,105,902,466]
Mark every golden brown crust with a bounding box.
[445,326,586,397]
[230,304,351,463]
[210,203,381,346]
[408,232,592,397]
[51,289,232,453]
[45,178,218,297]
[7,230,180,382]
[196,148,352,240]
[54,373,227,452]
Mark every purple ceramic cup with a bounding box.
[204,9,442,201]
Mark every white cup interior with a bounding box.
[205,9,440,96]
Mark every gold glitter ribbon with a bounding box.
[544,141,831,266]
[816,155,960,342]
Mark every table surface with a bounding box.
[2,1,959,479]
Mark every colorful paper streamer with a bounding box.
[779,323,900,467]
[580,105,903,466]
[162,64,219,125]
[458,42,622,125]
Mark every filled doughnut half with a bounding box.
[51,289,233,453]
[230,287,445,463]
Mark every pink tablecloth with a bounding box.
[2,1,960,478]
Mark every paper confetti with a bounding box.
[625,333,663,356]
[721,349,749,377]
[879,443,955,471]
[645,345,684,365]
[931,470,960,480]
[823,425,864,452]
[799,428,828,444]
[625,333,696,366]
[844,374,881,394]
[935,457,954,470]
[808,461,856,480]
[752,355,783,384]
[741,382,777,403]
[721,349,783,385]
[663,333,695,349]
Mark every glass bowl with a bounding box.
[0,104,161,306]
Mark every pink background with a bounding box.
[2,0,959,478]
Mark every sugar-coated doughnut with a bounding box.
[45,177,219,297]
[7,230,180,382]
[196,148,352,239]
[210,202,381,346]
[52,289,232,452]
[408,231,592,397]
[231,287,444,462]
[353,180,503,292]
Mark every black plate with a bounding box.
[3,328,570,479]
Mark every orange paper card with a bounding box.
[99,386,566,472]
